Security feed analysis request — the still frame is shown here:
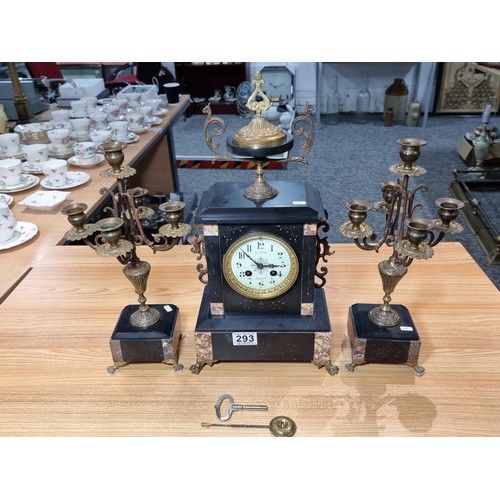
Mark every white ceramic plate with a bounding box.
[0,151,25,160]
[21,161,43,174]
[128,124,151,134]
[124,133,140,144]
[152,108,168,117]
[19,190,71,211]
[0,194,13,206]
[67,154,105,168]
[0,221,38,250]
[0,174,40,193]
[148,116,163,126]
[40,171,90,190]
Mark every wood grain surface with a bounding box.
[0,242,499,437]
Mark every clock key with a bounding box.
[202,416,297,437]
[215,393,268,421]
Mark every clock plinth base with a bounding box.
[346,303,424,376]
[191,287,337,375]
[107,304,183,374]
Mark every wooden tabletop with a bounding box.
[0,241,499,437]
[0,95,190,303]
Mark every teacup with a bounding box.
[0,158,22,186]
[41,159,68,187]
[70,100,88,117]
[0,201,16,242]
[73,141,96,165]
[125,93,142,107]
[0,133,21,155]
[115,99,129,112]
[109,121,129,142]
[22,144,49,166]
[90,129,112,148]
[51,109,70,124]
[126,111,146,131]
[145,98,163,114]
[82,96,98,114]
[47,128,71,150]
[137,105,153,122]
[89,111,108,131]
[104,104,122,121]
[69,118,91,138]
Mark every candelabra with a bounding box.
[61,140,191,374]
[340,138,464,375]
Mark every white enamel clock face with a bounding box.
[223,232,299,300]
[260,66,294,103]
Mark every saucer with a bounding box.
[68,154,105,168]
[128,124,150,134]
[0,221,38,250]
[48,145,74,159]
[19,190,71,211]
[97,98,116,106]
[0,194,13,206]
[21,161,43,174]
[70,133,91,142]
[0,151,25,160]
[124,133,140,144]
[0,174,40,193]
[40,171,90,190]
[69,111,88,118]
[152,108,168,117]
[148,116,163,126]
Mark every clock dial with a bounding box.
[223,232,299,300]
[260,66,294,103]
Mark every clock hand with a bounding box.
[270,81,284,89]
[242,250,264,269]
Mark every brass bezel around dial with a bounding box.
[222,232,299,300]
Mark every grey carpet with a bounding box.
[173,112,500,289]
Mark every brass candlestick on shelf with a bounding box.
[61,140,191,374]
[340,138,464,375]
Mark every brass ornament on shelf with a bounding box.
[61,141,191,373]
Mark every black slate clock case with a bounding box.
[191,180,335,370]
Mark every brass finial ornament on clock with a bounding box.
[192,70,338,376]
[203,70,314,201]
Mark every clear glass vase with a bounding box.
[355,75,371,124]
[326,76,341,125]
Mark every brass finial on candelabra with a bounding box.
[340,138,464,375]
[61,141,191,374]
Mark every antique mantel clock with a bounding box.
[260,65,294,103]
[190,71,337,375]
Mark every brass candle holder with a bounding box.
[61,141,191,374]
[340,138,464,375]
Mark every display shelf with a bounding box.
[174,62,247,115]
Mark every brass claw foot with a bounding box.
[107,362,129,374]
[345,362,357,372]
[413,364,426,376]
[190,362,205,374]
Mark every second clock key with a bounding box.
[215,393,268,421]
